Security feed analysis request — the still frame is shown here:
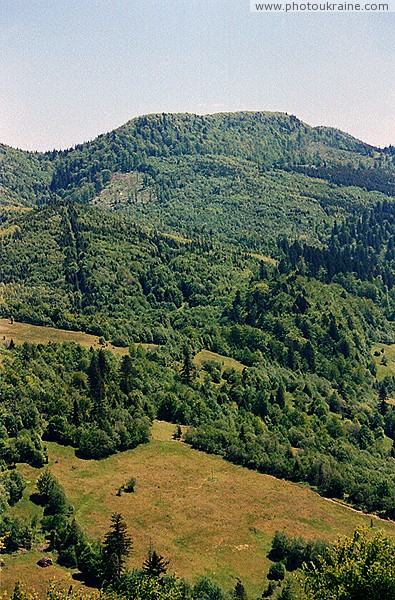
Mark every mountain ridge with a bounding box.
[1,111,394,211]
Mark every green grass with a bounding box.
[5,421,395,597]
[0,318,158,356]
[372,342,395,381]
[194,349,245,374]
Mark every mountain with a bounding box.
[0,143,53,208]
[1,111,395,595]
[2,111,395,207]
[1,111,394,340]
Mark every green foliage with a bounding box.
[303,527,395,600]
[0,515,34,552]
[269,532,331,572]
[35,470,68,530]
[192,577,226,600]
[0,484,9,515]
[172,425,182,440]
[267,562,286,581]
[142,546,169,577]
[2,110,395,531]
[233,579,248,600]
[102,513,132,583]
[123,477,136,493]
[116,571,185,600]
[2,471,26,505]
[36,469,58,503]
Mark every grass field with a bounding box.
[3,421,395,597]
[0,319,159,356]
[371,342,395,381]
[193,349,245,374]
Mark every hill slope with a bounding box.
[2,112,395,596]
[5,421,395,597]
[1,112,394,213]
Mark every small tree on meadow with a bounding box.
[102,513,132,583]
[36,469,57,503]
[267,561,286,581]
[172,425,182,440]
[142,545,169,578]
[124,477,136,493]
[234,579,247,600]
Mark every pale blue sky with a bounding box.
[0,0,393,150]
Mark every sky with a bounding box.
[0,0,394,151]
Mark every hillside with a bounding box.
[93,157,387,248]
[1,112,394,215]
[0,203,253,341]
[3,421,395,597]
[1,111,395,596]
[0,143,52,208]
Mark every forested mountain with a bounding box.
[1,111,395,596]
[2,112,395,209]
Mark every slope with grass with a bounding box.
[1,112,395,598]
[0,318,129,356]
[4,421,395,597]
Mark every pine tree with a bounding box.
[234,579,248,600]
[180,346,196,385]
[102,513,132,582]
[120,355,134,395]
[276,384,286,409]
[172,425,182,440]
[142,545,169,577]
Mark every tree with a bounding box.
[303,527,395,600]
[276,384,286,409]
[267,561,286,581]
[193,578,226,600]
[233,579,247,600]
[123,477,136,493]
[88,353,106,405]
[44,484,67,516]
[0,484,10,515]
[102,513,132,583]
[180,346,196,385]
[120,355,135,395]
[2,471,25,506]
[172,425,182,440]
[142,545,169,577]
[36,469,57,503]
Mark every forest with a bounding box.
[1,111,395,598]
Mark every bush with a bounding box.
[304,527,395,599]
[2,471,26,506]
[262,581,277,597]
[123,477,136,493]
[267,561,286,581]
[78,427,115,459]
[268,531,331,572]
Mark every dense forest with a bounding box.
[1,111,395,598]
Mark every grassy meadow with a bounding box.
[3,421,395,597]
[372,342,395,382]
[193,349,245,374]
[0,319,159,356]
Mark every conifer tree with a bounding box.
[142,544,169,577]
[102,513,132,582]
[180,346,196,385]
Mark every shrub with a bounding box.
[123,477,136,493]
[267,561,286,581]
